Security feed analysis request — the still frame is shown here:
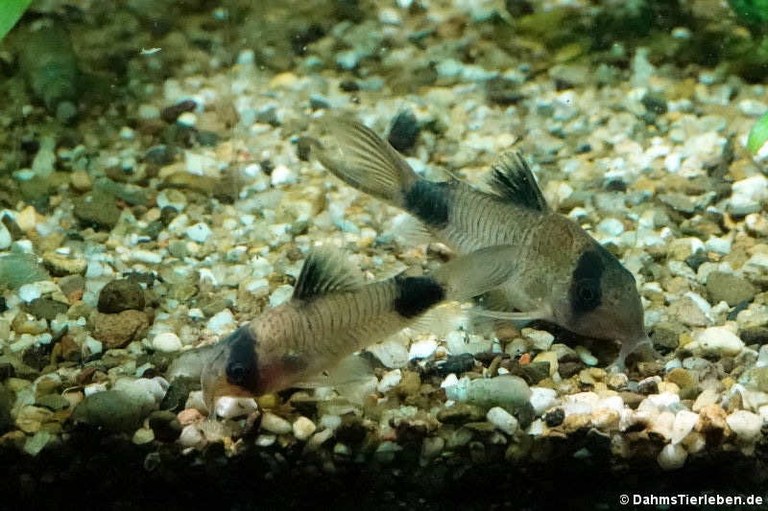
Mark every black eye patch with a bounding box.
[224,326,259,388]
[570,250,604,314]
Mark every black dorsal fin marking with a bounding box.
[488,152,549,212]
[292,248,364,301]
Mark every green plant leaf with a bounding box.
[0,0,33,41]
[747,111,768,155]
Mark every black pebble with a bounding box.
[296,137,313,161]
[161,99,197,124]
[685,250,709,272]
[144,145,178,166]
[485,77,525,106]
[641,93,668,115]
[544,408,565,427]
[388,110,420,152]
[290,24,325,55]
[604,179,627,192]
[260,159,275,175]
[339,80,360,92]
[434,353,476,376]
[97,279,146,313]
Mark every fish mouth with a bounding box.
[200,342,248,414]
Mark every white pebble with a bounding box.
[17,283,43,303]
[657,442,687,470]
[130,250,163,264]
[379,7,401,25]
[307,429,334,451]
[119,126,135,140]
[132,427,155,445]
[692,387,720,411]
[84,336,102,356]
[255,434,276,447]
[0,223,11,250]
[704,236,731,255]
[206,309,236,335]
[726,410,763,442]
[177,112,197,127]
[730,175,768,215]
[692,326,744,356]
[441,373,459,389]
[138,104,160,120]
[670,410,699,444]
[250,257,273,278]
[292,416,317,441]
[152,332,183,353]
[575,345,598,366]
[156,189,187,211]
[522,328,554,351]
[486,406,519,435]
[178,424,205,448]
[269,284,294,307]
[113,377,167,414]
[368,340,410,368]
[270,165,297,186]
[757,345,768,368]
[186,222,212,243]
[641,392,680,412]
[529,386,559,415]
[739,99,767,117]
[214,396,258,419]
[319,414,342,431]
[377,369,402,393]
[596,218,625,237]
[261,412,292,435]
[409,338,438,360]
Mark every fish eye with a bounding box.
[576,279,600,307]
[226,362,248,385]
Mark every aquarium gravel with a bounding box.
[2,0,768,509]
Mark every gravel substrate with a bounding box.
[2,0,768,508]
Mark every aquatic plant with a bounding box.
[747,110,768,155]
[0,0,32,41]
[729,0,768,29]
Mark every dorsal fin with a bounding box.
[292,248,364,301]
[488,152,549,212]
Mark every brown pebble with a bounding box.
[161,99,197,124]
[76,366,97,385]
[395,371,421,397]
[97,279,145,313]
[696,404,730,445]
[177,408,204,426]
[91,310,150,349]
[436,402,485,424]
[619,391,645,409]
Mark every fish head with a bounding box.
[554,243,647,350]
[201,326,262,413]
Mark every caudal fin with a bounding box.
[432,245,518,302]
[314,117,419,207]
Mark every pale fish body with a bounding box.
[201,245,518,410]
[314,118,652,368]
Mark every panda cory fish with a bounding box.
[314,118,653,369]
[201,245,520,410]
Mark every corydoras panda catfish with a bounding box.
[201,245,518,411]
[314,118,653,368]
